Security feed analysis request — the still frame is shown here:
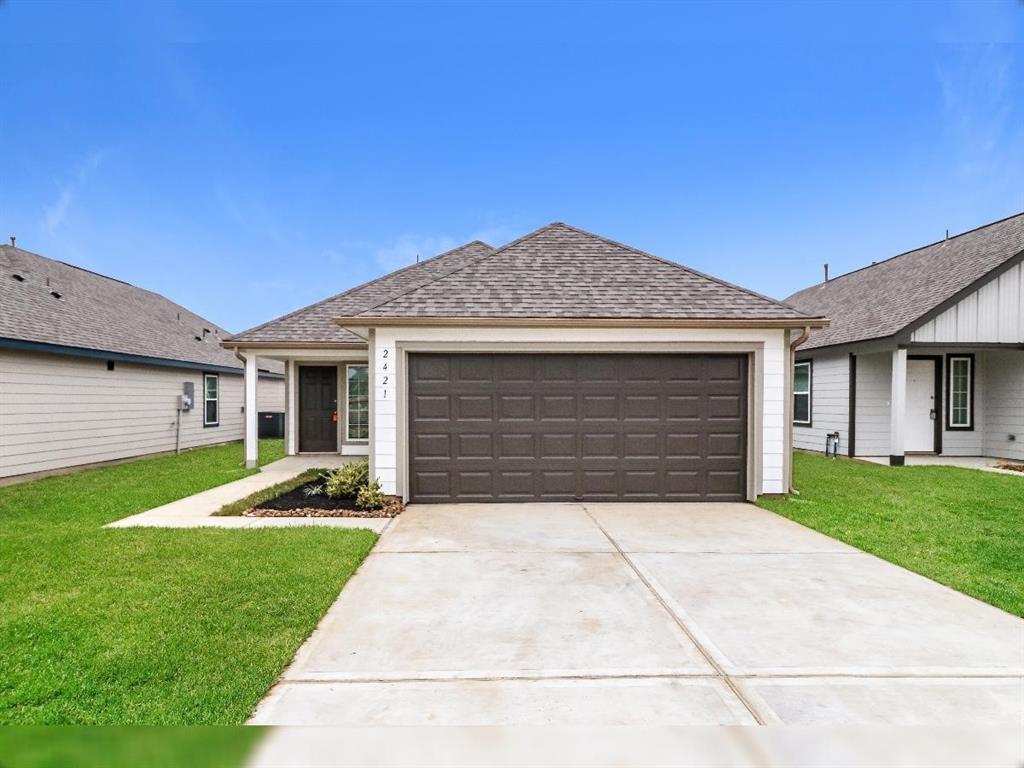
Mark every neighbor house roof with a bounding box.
[0,244,281,374]
[234,223,820,343]
[785,212,1024,351]
[226,240,496,345]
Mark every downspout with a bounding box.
[789,326,811,351]
[787,327,812,494]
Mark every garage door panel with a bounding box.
[456,395,493,420]
[457,433,492,458]
[666,433,701,458]
[413,395,450,420]
[623,395,660,420]
[708,394,743,419]
[538,357,576,382]
[414,433,450,458]
[539,471,575,497]
[623,432,659,458]
[540,433,576,459]
[666,395,700,420]
[708,433,742,458]
[582,395,617,420]
[499,395,534,420]
[581,433,617,458]
[408,353,747,502]
[707,470,743,497]
[540,395,577,420]
[496,356,535,382]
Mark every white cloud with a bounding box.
[935,44,1021,179]
[44,150,106,234]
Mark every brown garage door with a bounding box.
[407,353,748,503]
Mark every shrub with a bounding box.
[324,459,369,498]
[355,479,387,510]
[302,483,325,498]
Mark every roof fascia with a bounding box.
[0,337,250,375]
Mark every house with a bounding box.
[785,212,1024,465]
[0,242,285,481]
[224,222,827,502]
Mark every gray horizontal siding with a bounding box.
[854,351,892,457]
[0,349,284,478]
[792,353,850,455]
[982,350,1024,462]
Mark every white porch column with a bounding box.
[889,348,907,466]
[284,360,298,456]
[244,353,259,468]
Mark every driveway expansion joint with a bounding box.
[579,503,767,726]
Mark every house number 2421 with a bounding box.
[380,349,389,398]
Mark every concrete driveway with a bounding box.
[250,502,1023,726]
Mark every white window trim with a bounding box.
[345,363,369,443]
[948,356,973,429]
[203,373,219,427]
[793,360,812,426]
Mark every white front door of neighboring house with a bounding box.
[906,358,937,453]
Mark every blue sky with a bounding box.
[2,1,1023,332]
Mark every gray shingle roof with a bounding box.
[227,241,496,344]
[0,245,281,374]
[785,212,1024,350]
[345,222,817,321]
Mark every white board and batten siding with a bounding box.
[0,349,285,479]
[911,262,1024,344]
[792,353,850,455]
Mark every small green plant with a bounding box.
[355,479,387,510]
[324,458,369,498]
[302,483,325,498]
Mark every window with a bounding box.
[346,364,369,441]
[947,355,973,430]
[204,374,219,426]
[793,361,812,425]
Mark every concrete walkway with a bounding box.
[860,454,1024,475]
[250,502,1024,728]
[105,455,390,532]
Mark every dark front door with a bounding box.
[407,353,748,503]
[299,366,338,452]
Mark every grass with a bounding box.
[758,452,1024,617]
[0,726,264,768]
[214,468,324,516]
[0,440,377,724]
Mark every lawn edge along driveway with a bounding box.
[0,440,378,724]
[758,452,1024,617]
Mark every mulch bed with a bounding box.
[995,462,1024,474]
[242,481,403,518]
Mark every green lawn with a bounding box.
[0,726,264,768]
[758,452,1024,617]
[0,440,377,725]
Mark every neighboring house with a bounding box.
[785,212,1024,465]
[224,222,827,502]
[0,243,285,481]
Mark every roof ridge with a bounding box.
[1,245,136,287]
[801,210,1024,292]
[548,221,816,318]
[228,239,493,340]
[349,225,563,317]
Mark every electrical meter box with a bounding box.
[180,382,194,411]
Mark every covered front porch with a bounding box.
[238,347,370,468]
[872,345,1023,466]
